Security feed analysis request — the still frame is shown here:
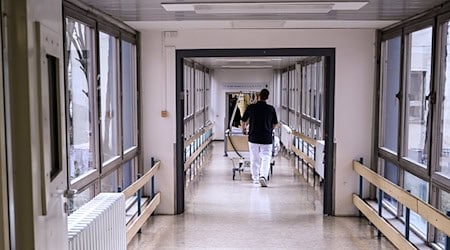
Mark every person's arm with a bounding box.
[241,105,250,134]
[240,120,248,134]
[272,107,279,129]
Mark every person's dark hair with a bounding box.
[259,88,269,100]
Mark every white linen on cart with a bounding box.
[225,128,280,180]
[280,124,292,151]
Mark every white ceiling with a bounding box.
[126,20,398,30]
[188,56,310,69]
[82,0,448,27]
[75,0,449,66]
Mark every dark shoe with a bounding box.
[259,176,268,187]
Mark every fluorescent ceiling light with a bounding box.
[221,65,273,69]
[216,58,282,62]
[195,3,333,14]
[161,1,368,14]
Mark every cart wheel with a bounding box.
[232,169,235,180]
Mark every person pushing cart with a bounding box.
[240,88,279,187]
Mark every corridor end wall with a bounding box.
[139,28,375,216]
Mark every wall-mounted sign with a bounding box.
[223,83,267,90]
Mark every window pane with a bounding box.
[121,159,136,190]
[101,169,118,192]
[306,65,311,117]
[69,186,94,214]
[435,189,450,247]
[311,64,317,119]
[405,27,433,167]
[282,71,288,123]
[205,71,211,123]
[380,36,401,152]
[381,159,399,208]
[184,64,189,119]
[99,32,120,164]
[439,22,450,179]
[121,41,137,151]
[404,172,429,234]
[65,17,96,181]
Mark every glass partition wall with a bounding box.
[377,9,450,248]
[183,60,212,160]
[279,57,325,140]
[183,60,211,139]
[64,2,140,212]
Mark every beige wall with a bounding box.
[140,32,178,214]
[139,28,376,216]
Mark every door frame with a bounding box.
[0,0,10,246]
[175,48,335,215]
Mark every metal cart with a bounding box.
[224,129,276,180]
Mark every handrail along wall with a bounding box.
[290,128,319,186]
[184,124,213,180]
[353,160,450,249]
[123,160,162,244]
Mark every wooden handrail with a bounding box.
[291,146,315,167]
[353,194,416,250]
[353,160,450,237]
[184,137,212,171]
[126,192,161,244]
[286,127,317,168]
[291,130,316,146]
[123,161,161,199]
[184,123,214,147]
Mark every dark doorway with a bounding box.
[228,93,241,129]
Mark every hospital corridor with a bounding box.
[128,142,395,249]
[1,0,450,249]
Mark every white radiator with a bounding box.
[67,193,126,250]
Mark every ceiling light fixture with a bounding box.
[161,1,368,14]
[215,58,282,62]
[195,3,334,14]
[221,65,273,69]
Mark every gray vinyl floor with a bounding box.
[128,142,396,250]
